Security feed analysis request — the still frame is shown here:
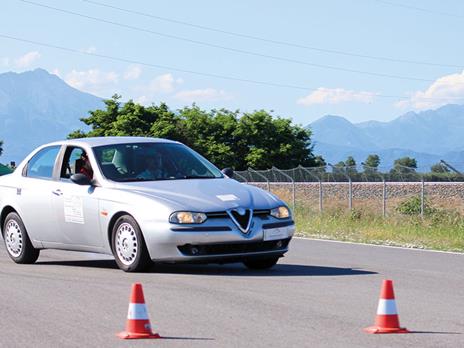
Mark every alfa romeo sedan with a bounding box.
[0,137,295,272]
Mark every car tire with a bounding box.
[243,257,279,270]
[111,215,151,272]
[2,212,40,264]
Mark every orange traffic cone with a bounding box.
[117,283,161,339]
[364,279,409,334]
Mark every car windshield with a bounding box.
[92,142,223,182]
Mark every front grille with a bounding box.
[177,238,291,256]
[229,209,251,231]
[206,209,270,219]
[206,211,228,218]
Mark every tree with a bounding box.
[363,154,380,170]
[390,157,418,180]
[393,157,417,172]
[430,163,449,173]
[363,154,381,180]
[0,140,3,157]
[313,155,326,167]
[344,156,357,176]
[235,110,315,169]
[69,96,321,170]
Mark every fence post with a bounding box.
[272,166,295,213]
[348,178,353,211]
[382,179,386,218]
[319,180,323,213]
[421,178,425,218]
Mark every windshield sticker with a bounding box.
[64,195,84,224]
[216,194,239,201]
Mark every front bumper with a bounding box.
[141,217,295,262]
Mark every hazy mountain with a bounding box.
[310,115,378,149]
[0,69,103,163]
[309,104,464,169]
[1,68,463,171]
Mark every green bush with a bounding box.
[395,196,436,216]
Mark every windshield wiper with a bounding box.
[117,177,170,182]
[177,175,217,180]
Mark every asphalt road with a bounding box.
[0,238,462,348]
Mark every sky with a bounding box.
[1,0,464,126]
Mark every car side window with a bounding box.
[60,147,93,180]
[25,146,61,179]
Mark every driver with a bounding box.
[137,153,164,180]
[79,152,94,180]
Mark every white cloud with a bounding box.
[297,87,376,106]
[15,51,41,68]
[174,88,232,103]
[396,70,464,110]
[148,73,183,93]
[135,95,149,105]
[124,65,142,80]
[51,68,61,78]
[130,73,183,104]
[65,69,118,96]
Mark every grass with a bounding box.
[291,203,464,253]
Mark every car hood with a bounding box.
[112,178,282,211]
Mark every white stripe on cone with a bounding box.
[127,303,149,320]
[376,299,398,315]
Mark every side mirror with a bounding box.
[70,173,92,186]
[222,168,234,178]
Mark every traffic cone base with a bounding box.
[365,280,410,334]
[364,326,409,334]
[118,283,161,340]
[117,331,161,339]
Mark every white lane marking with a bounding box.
[377,299,398,315]
[127,303,149,320]
[293,236,464,255]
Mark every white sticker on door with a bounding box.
[216,194,239,201]
[64,195,84,224]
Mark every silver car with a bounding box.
[0,137,295,272]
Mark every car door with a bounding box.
[51,146,103,247]
[18,145,62,243]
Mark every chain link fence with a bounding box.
[235,161,464,220]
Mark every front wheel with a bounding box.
[111,215,151,272]
[3,212,40,264]
[243,257,279,270]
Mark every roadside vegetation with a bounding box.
[293,196,464,252]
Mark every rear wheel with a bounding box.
[3,212,40,264]
[243,257,279,270]
[111,215,151,272]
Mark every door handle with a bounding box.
[52,189,63,196]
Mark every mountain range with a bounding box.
[308,104,464,170]
[0,69,102,163]
[1,68,464,170]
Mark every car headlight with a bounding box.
[169,211,207,224]
[270,206,290,219]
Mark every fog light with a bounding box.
[190,246,199,255]
[276,240,283,248]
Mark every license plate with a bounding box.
[263,228,288,241]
